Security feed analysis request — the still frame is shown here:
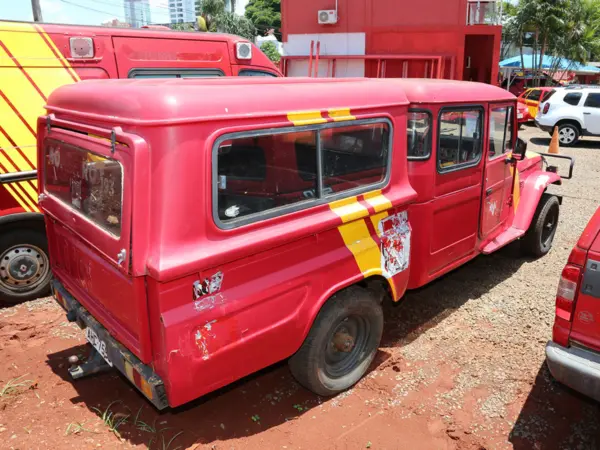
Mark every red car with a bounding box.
[547,207,600,401]
[517,101,532,126]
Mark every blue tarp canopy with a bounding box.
[500,55,600,73]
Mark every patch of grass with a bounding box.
[92,400,129,439]
[155,431,183,450]
[133,407,183,450]
[65,421,98,436]
[0,375,33,397]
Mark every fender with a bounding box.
[513,170,562,232]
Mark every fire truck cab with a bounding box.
[39,77,572,409]
[0,20,280,303]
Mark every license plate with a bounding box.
[85,327,113,366]
[517,113,524,118]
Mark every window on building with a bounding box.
[215,120,391,226]
[488,106,514,159]
[438,109,483,171]
[584,93,600,108]
[563,92,582,106]
[407,110,432,160]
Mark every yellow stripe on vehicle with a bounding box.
[369,211,388,237]
[328,108,356,121]
[0,182,32,212]
[363,190,392,213]
[337,220,382,278]
[329,197,369,223]
[509,165,521,213]
[34,24,81,82]
[287,110,327,126]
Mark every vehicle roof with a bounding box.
[46,77,516,125]
[0,19,250,43]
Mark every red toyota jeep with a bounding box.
[38,77,573,409]
[547,207,600,401]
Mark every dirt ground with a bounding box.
[1,124,600,450]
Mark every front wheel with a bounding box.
[0,229,51,305]
[288,286,383,397]
[521,194,560,258]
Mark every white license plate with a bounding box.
[517,113,524,118]
[85,327,113,366]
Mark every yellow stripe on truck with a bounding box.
[287,110,327,126]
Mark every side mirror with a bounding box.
[513,137,527,161]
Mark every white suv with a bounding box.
[535,86,600,146]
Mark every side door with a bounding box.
[524,88,542,118]
[582,92,600,135]
[430,107,485,273]
[480,104,515,238]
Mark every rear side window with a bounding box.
[128,69,224,78]
[526,89,542,102]
[407,111,432,160]
[44,139,123,236]
[215,121,390,226]
[584,93,600,108]
[563,92,582,106]
[238,70,277,77]
[542,90,555,102]
[438,109,483,172]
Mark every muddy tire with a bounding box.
[288,286,383,397]
[0,229,51,305]
[521,194,560,258]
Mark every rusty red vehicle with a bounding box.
[546,206,600,401]
[38,77,573,409]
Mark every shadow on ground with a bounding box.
[45,245,528,448]
[509,363,600,450]
[530,136,600,150]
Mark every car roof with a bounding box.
[46,77,515,125]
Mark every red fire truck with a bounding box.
[0,20,280,303]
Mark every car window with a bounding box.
[488,106,514,159]
[526,89,542,102]
[584,93,600,108]
[238,69,278,77]
[541,90,555,102]
[563,92,582,106]
[407,111,432,160]
[520,89,531,99]
[128,69,224,78]
[438,109,483,172]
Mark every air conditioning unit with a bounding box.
[318,10,338,24]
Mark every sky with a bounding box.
[0,0,249,26]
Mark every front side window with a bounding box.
[584,92,600,108]
[438,109,483,171]
[407,111,432,160]
[563,92,582,106]
[238,70,278,77]
[44,139,123,236]
[488,106,514,159]
[216,121,390,225]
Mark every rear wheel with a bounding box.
[557,123,580,146]
[288,286,383,397]
[521,194,560,257]
[0,229,51,305]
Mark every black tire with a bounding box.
[288,286,383,397]
[557,123,580,147]
[521,194,560,258]
[0,228,51,305]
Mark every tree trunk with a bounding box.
[230,0,236,13]
[538,33,547,87]
[31,0,43,22]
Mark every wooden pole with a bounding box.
[31,0,43,22]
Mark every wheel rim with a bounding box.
[0,244,49,293]
[541,204,559,247]
[559,127,576,144]
[324,315,371,378]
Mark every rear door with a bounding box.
[570,244,600,351]
[582,92,600,135]
[480,104,514,238]
[40,125,152,362]
[524,89,542,118]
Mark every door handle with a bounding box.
[486,188,493,197]
[584,112,591,115]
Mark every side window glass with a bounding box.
[438,109,483,171]
[407,111,432,160]
[128,69,224,78]
[527,89,542,102]
[238,70,277,77]
[217,131,317,221]
[488,106,514,159]
[584,93,600,108]
[563,93,582,106]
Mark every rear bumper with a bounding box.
[546,340,600,402]
[535,119,553,133]
[52,280,169,410]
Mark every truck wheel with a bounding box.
[0,229,51,305]
[288,286,383,397]
[557,123,579,146]
[521,194,560,258]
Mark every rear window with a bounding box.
[563,92,582,106]
[44,139,123,236]
[542,90,556,102]
[526,89,542,102]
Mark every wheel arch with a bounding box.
[555,118,583,133]
[0,212,46,234]
[513,170,562,232]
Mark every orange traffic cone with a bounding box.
[549,127,560,154]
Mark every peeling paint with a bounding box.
[194,321,217,361]
[488,200,498,217]
[379,211,410,277]
[193,271,224,300]
[534,174,550,190]
[194,293,225,312]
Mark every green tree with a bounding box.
[213,13,257,40]
[260,41,280,63]
[245,0,281,36]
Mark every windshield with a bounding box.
[44,139,123,236]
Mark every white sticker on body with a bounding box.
[378,211,411,277]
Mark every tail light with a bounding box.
[542,103,550,114]
[555,264,582,321]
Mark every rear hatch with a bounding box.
[569,209,600,352]
[40,122,152,362]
